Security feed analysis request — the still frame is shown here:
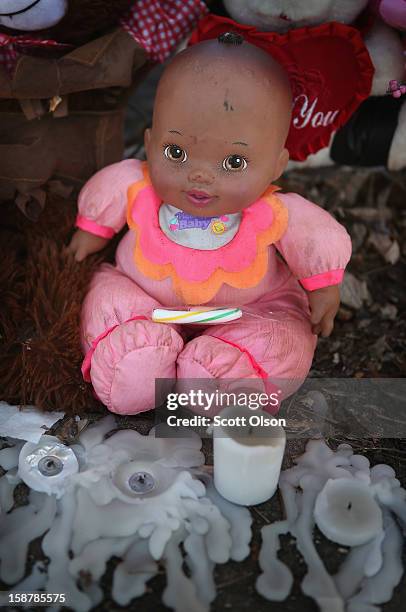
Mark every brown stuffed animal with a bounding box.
[0,0,208,413]
[0,0,150,213]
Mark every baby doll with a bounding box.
[67,33,352,416]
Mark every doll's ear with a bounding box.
[144,128,151,156]
[273,147,289,181]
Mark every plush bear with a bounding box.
[0,0,209,215]
[209,0,405,170]
[328,0,405,171]
[0,0,208,412]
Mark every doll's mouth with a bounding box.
[0,0,42,17]
[185,190,217,207]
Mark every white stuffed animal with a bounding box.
[222,0,406,169]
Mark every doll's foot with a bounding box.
[90,319,183,415]
[176,335,266,417]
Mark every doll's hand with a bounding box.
[307,285,340,337]
[66,229,109,262]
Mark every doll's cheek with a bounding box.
[149,169,183,202]
[225,172,270,206]
[221,184,256,210]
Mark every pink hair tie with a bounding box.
[387,80,406,98]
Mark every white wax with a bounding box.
[213,406,286,506]
[314,478,383,547]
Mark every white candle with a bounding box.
[314,478,383,546]
[213,405,286,506]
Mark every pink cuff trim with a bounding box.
[208,335,281,414]
[76,215,115,239]
[300,269,345,291]
[82,315,148,383]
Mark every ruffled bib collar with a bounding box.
[126,163,288,305]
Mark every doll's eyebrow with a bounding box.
[168,130,183,135]
[232,141,248,146]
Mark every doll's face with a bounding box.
[145,41,291,218]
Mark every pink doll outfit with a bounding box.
[76,160,351,415]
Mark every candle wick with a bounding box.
[347,502,352,510]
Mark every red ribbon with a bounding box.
[0,32,72,49]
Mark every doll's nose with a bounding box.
[188,166,215,185]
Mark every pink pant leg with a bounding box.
[177,308,316,413]
[81,264,183,415]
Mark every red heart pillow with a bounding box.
[189,15,374,161]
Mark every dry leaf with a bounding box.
[380,304,398,320]
[384,241,400,265]
[340,272,370,310]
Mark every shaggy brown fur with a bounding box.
[0,0,139,415]
[0,195,120,415]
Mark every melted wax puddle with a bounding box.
[0,421,405,611]
[0,416,252,611]
[257,440,406,612]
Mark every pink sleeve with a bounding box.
[275,192,352,290]
[75,159,143,238]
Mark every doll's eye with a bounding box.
[164,144,188,163]
[222,154,248,171]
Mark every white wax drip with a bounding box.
[256,520,292,601]
[0,416,252,612]
[184,531,216,605]
[201,476,252,561]
[0,474,16,513]
[257,439,406,612]
[163,531,207,612]
[112,537,158,605]
[43,493,91,611]
[346,511,403,611]
[0,442,24,471]
[0,493,56,584]
[5,467,22,486]
[7,561,48,594]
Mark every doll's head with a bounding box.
[145,33,292,218]
[222,0,369,32]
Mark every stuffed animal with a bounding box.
[377,0,406,33]
[331,0,406,170]
[210,0,405,170]
[0,0,208,412]
[0,0,208,216]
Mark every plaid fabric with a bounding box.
[121,0,208,61]
[0,0,208,73]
